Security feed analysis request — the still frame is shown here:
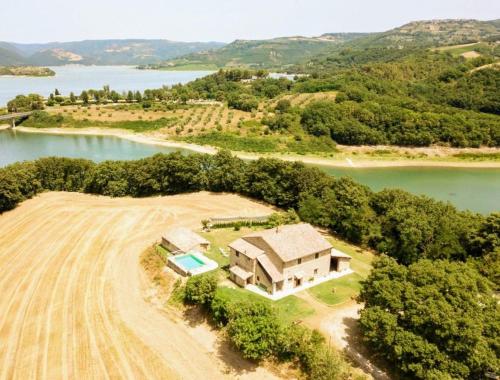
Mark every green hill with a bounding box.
[346,19,500,49]
[0,39,226,66]
[0,43,27,66]
[155,34,365,70]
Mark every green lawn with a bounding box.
[307,273,363,306]
[199,227,261,268]
[306,236,375,306]
[215,286,315,324]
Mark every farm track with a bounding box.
[0,192,276,380]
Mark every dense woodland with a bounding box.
[0,150,498,378]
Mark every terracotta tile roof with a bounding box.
[244,224,332,262]
[257,255,283,282]
[331,248,352,259]
[228,238,264,259]
[162,227,209,253]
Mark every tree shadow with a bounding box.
[214,334,266,376]
[342,316,397,380]
[182,305,266,376]
[181,304,209,327]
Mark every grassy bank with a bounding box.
[182,131,337,154]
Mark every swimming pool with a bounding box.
[167,251,218,276]
[173,254,205,270]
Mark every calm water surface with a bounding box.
[0,65,213,106]
[1,129,498,213]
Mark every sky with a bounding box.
[1,0,499,43]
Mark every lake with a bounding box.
[0,65,213,106]
[1,129,498,214]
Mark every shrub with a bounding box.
[184,273,218,306]
[228,94,259,112]
[226,301,284,361]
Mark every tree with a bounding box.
[0,171,23,211]
[54,88,60,96]
[359,257,499,379]
[7,94,44,113]
[184,273,218,306]
[80,90,89,105]
[226,301,284,361]
[69,92,76,103]
[126,91,134,102]
[275,99,291,113]
[228,94,259,112]
[134,91,143,103]
[300,100,336,136]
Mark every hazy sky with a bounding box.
[2,0,499,43]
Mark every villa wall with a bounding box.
[280,248,331,290]
[337,257,351,272]
[255,262,273,292]
[229,248,256,283]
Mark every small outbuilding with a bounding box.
[161,227,210,254]
[330,248,352,272]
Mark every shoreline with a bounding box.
[11,126,500,168]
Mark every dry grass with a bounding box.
[0,191,277,380]
[49,104,266,137]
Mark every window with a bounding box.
[298,258,302,265]
[257,276,260,281]
[315,253,319,259]
[314,268,318,275]
[236,251,240,257]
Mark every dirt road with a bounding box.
[0,192,278,380]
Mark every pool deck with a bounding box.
[167,251,218,276]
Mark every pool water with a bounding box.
[174,254,205,270]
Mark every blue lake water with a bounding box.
[0,129,498,214]
[0,65,212,106]
[0,66,498,214]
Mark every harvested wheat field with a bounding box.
[0,192,278,380]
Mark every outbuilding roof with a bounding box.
[331,248,352,259]
[162,227,209,253]
[244,223,332,262]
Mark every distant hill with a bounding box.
[0,42,27,66]
[0,39,226,66]
[346,19,500,49]
[156,34,366,70]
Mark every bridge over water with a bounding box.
[0,111,33,127]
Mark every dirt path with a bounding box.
[296,292,390,380]
[0,192,278,380]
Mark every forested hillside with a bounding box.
[151,19,499,70]
[152,35,363,70]
[341,19,500,49]
[0,39,226,66]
